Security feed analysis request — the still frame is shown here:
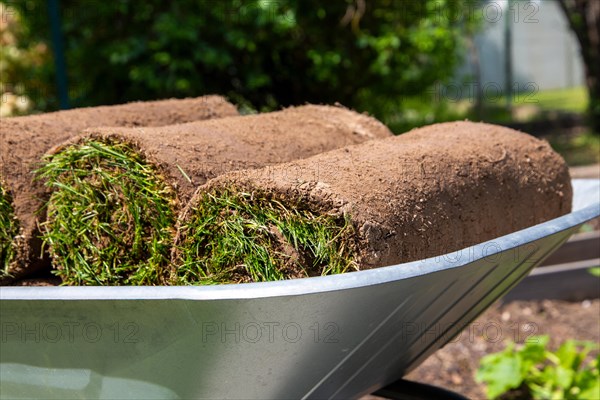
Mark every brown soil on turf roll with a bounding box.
[56,104,391,205]
[0,95,238,283]
[37,104,392,285]
[11,277,61,286]
[176,121,571,282]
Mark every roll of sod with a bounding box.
[0,95,238,283]
[36,105,392,285]
[173,121,572,284]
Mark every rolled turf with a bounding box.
[35,105,392,285]
[0,95,238,283]
[0,182,19,273]
[172,121,572,284]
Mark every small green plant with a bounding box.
[175,188,357,284]
[0,182,20,275]
[476,335,600,399]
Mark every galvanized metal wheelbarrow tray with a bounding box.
[1,179,599,400]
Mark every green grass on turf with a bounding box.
[36,139,177,285]
[0,182,19,277]
[175,188,357,284]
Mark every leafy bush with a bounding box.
[476,335,600,399]
[0,1,51,116]
[7,0,478,124]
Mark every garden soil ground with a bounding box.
[363,298,600,399]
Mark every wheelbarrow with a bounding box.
[1,179,599,399]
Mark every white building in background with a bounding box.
[457,0,585,91]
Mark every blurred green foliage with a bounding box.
[0,1,51,116]
[7,0,479,122]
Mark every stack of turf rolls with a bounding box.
[173,121,571,285]
[0,96,239,283]
[3,101,571,287]
[29,105,392,285]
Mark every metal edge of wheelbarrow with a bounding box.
[0,179,599,400]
